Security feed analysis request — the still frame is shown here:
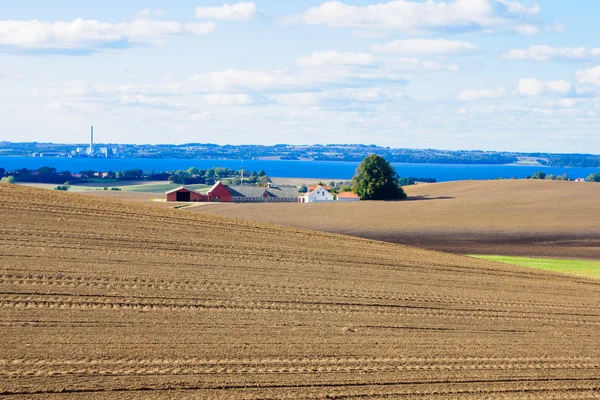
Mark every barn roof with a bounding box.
[165,186,204,195]
[337,191,360,199]
[226,185,299,199]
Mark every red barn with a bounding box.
[166,181,234,202]
[165,187,207,202]
[206,181,232,202]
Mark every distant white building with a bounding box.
[299,185,334,203]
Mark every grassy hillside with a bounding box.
[1,183,600,398]
[472,255,600,279]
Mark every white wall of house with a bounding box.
[303,187,334,203]
[338,197,360,202]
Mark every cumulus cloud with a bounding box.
[514,24,540,35]
[273,87,403,107]
[576,66,600,88]
[295,51,375,68]
[195,2,257,21]
[0,18,216,50]
[203,93,255,105]
[456,87,506,101]
[517,78,572,96]
[496,0,540,15]
[505,45,600,61]
[372,38,478,55]
[280,0,542,34]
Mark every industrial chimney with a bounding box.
[89,125,94,155]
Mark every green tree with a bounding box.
[531,171,547,180]
[587,173,600,182]
[298,183,308,193]
[352,154,406,200]
[1,176,15,184]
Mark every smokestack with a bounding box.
[90,125,94,154]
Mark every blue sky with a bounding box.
[1,0,599,153]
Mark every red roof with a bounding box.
[337,192,360,199]
[307,185,331,192]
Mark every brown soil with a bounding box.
[194,180,600,259]
[1,183,600,398]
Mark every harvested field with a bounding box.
[2,183,600,398]
[193,179,600,259]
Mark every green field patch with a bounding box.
[471,255,600,279]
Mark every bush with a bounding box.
[1,176,15,184]
[54,185,69,191]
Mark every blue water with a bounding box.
[0,156,598,182]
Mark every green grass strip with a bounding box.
[470,255,600,280]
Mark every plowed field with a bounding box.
[2,183,600,399]
[194,179,600,259]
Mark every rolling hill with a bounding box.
[1,183,600,398]
[194,179,600,259]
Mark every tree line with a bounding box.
[0,166,268,186]
[526,171,600,182]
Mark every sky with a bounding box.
[1,0,599,153]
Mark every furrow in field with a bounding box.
[2,272,598,312]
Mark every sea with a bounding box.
[1,156,598,183]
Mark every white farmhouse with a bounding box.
[299,185,334,203]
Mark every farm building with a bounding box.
[166,181,298,203]
[299,185,334,203]
[226,185,299,202]
[165,186,207,202]
[337,192,360,202]
[207,181,233,202]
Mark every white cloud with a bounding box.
[457,104,521,114]
[195,2,257,21]
[281,0,541,34]
[0,18,216,49]
[517,78,572,96]
[556,98,580,108]
[515,24,540,35]
[372,38,478,55]
[545,80,572,94]
[203,93,255,105]
[505,45,599,61]
[296,51,375,68]
[577,66,600,88]
[137,9,166,19]
[496,0,540,15]
[272,87,404,107]
[120,94,172,107]
[457,87,506,101]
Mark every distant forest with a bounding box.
[0,166,268,186]
[1,142,600,168]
